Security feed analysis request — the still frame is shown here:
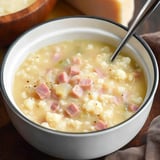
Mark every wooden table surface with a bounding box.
[0,1,160,160]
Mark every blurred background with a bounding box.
[132,0,160,34]
[50,0,160,35]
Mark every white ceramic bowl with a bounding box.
[0,17,159,160]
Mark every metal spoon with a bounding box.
[110,0,160,62]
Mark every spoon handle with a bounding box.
[110,0,160,62]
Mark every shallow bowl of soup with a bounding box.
[0,0,57,47]
[0,17,159,160]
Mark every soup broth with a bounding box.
[13,40,146,133]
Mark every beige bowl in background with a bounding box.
[0,0,57,47]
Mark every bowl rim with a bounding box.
[0,16,159,137]
[0,0,51,23]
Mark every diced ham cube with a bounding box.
[53,52,61,62]
[95,120,107,131]
[98,87,106,95]
[50,102,59,112]
[94,68,104,78]
[79,78,93,90]
[113,96,121,105]
[35,83,51,99]
[134,71,141,78]
[65,103,80,117]
[69,65,80,76]
[71,85,83,98]
[51,91,59,100]
[69,76,80,85]
[72,57,81,64]
[128,104,139,112]
[57,71,69,83]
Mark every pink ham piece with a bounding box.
[35,83,51,99]
[128,104,139,112]
[57,71,69,83]
[50,102,59,112]
[113,96,121,105]
[69,65,80,76]
[53,52,61,62]
[79,78,93,90]
[72,57,81,64]
[71,85,83,98]
[134,71,141,78]
[95,120,107,131]
[65,103,80,117]
[94,68,104,78]
[51,91,59,100]
[69,76,80,85]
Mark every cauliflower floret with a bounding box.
[38,100,49,112]
[66,118,82,131]
[82,100,103,114]
[111,69,127,80]
[24,98,35,110]
[46,112,63,128]
[100,109,113,120]
[41,122,51,129]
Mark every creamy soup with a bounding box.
[13,40,146,133]
[0,0,36,16]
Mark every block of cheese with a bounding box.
[65,0,135,26]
